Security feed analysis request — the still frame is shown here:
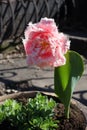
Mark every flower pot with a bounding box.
[0,91,87,130]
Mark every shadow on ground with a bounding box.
[0,75,87,106]
[73,91,87,106]
[0,41,87,106]
[0,77,54,92]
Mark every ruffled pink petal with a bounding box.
[23,17,70,68]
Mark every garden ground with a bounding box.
[0,49,87,100]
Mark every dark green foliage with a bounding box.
[0,93,58,130]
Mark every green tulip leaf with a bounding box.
[54,50,84,118]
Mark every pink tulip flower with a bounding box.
[23,17,70,67]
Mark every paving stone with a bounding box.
[0,57,87,106]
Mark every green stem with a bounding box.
[65,104,70,119]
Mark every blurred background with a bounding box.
[0,0,87,57]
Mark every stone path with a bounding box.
[0,57,87,107]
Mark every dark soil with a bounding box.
[54,103,86,130]
[0,94,86,130]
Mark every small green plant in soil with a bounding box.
[0,93,58,130]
